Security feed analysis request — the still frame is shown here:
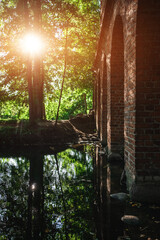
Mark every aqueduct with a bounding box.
[94,0,160,202]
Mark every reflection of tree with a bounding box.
[0,157,29,239]
[55,153,69,240]
[43,148,94,239]
[0,147,95,239]
[27,153,44,240]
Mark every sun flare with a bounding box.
[20,33,43,55]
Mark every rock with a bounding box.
[110,192,130,202]
[89,109,94,116]
[121,215,140,225]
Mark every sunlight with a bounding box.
[31,183,36,191]
[20,33,43,55]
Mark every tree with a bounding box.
[0,0,100,121]
[25,0,45,123]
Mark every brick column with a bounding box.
[100,54,107,145]
[96,70,101,136]
[94,77,97,118]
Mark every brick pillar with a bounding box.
[94,77,97,118]
[100,54,107,145]
[109,15,124,153]
[96,70,101,136]
[124,0,137,194]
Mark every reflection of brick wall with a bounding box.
[94,0,160,196]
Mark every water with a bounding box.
[0,145,160,240]
[0,145,96,240]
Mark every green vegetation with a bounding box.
[0,0,100,121]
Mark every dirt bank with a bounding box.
[0,113,99,149]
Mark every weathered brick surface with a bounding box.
[94,0,160,198]
[136,0,160,180]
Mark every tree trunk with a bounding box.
[24,0,45,123]
[32,0,44,121]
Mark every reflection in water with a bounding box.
[0,146,95,239]
[27,154,44,239]
[94,146,110,240]
[94,146,125,240]
[1,146,158,239]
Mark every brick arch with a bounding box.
[95,0,160,202]
[108,14,124,153]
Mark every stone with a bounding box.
[110,192,130,202]
[121,215,140,225]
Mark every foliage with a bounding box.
[45,87,93,120]
[0,100,29,120]
[0,0,100,120]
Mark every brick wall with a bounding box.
[95,0,138,187]
[94,0,160,198]
[136,0,160,181]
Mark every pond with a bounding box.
[0,145,96,240]
[0,145,160,240]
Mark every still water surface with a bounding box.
[0,145,97,239]
[1,145,160,240]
